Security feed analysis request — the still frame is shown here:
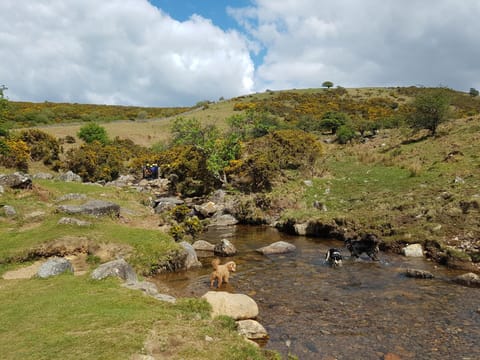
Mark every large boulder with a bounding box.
[91,259,138,283]
[37,257,74,278]
[57,200,120,217]
[402,243,424,257]
[236,319,269,340]
[202,291,259,320]
[179,241,202,269]
[256,241,296,255]
[214,239,237,257]
[0,172,32,189]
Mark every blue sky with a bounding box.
[1,0,480,106]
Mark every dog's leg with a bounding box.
[217,276,223,288]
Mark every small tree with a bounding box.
[319,111,349,134]
[409,89,451,136]
[322,81,334,89]
[469,88,479,97]
[77,123,109,144]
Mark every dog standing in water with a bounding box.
[325,248,343,267]
[210,258,236,288]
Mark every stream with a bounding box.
[152,225,480,360]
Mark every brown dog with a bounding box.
[210,258,236,288]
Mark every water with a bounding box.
[152,225,480,360]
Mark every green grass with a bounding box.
[0,275,263,360]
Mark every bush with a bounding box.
[18,129,61,165]
[336,125,356,144]
[0,138,30,171]
[408,88,451,136]
[77,123,109,145]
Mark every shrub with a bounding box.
[0,138,30,171]
[408,88,451,136]
[18,129,61,165]
[336,125,356,144]
[77,122,109,144]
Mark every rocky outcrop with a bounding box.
[37,257,74,278]
[91,259,138,283]
[214,239,237,257]
[0,172,32,189]
[57,200,120,217]
[202,291,259,320]
[256,241,296,255]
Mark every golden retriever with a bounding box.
[210,258,236,288]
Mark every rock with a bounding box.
[179,241,202,269]
[208,214,238,227]
[294,223,308,236]
[58,171,82,182]
[405,268,434,279]
[453,273,480,287]
[152,197,184,213]
[33,172,54,180]
[194,201,219,218]
[121,281,176,303]
[57,200,120,217]
[256,241,296,255]
[202,291,259,320]
[91,259,138,283]
[56,193,88,202]
[214,239,237,257]
[303,180,313,187]
[105,175,136,188]
[57,217,92,227]
[192,240,215,251]
[3,205,16,217]
[236,319,269,340]
[25,211,47,221]
[402,243,424,257]
[0,172,32,189]
[37,257,74,278]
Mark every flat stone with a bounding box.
[256,241,296,255]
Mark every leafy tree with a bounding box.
[469,88,479,97]
[171,117,205,146]
[322,81,334,89]
[77,122,109,145]
[409,89,451,136]
[319,111,349,134]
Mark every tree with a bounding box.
[409,89,451,136]
[469,88,479,97]
[322,81,334,89]
[319,111,349,134]
[77,123,109,144]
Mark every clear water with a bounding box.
[152,225,480,360]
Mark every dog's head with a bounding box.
[325,248,343,267]
[226,261,236,272]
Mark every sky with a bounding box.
[1,0,479,107]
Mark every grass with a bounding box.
[0,275,263,360]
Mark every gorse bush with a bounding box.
[19,129,61,165]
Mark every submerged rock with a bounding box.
[453,272,480,287]
[256,241,296,255]
[404,268,434,279]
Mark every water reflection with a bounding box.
[152,225,480,360]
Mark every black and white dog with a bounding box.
[325,248,343,267]
[345,233,380,261]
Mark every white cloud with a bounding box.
[0,0,254,106]
[231,0,480,92]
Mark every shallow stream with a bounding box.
[153,225,480,360]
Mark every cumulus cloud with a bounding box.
[0,0,254,106]
[231,0,480,92]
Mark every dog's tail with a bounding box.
[211,258,220,270]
